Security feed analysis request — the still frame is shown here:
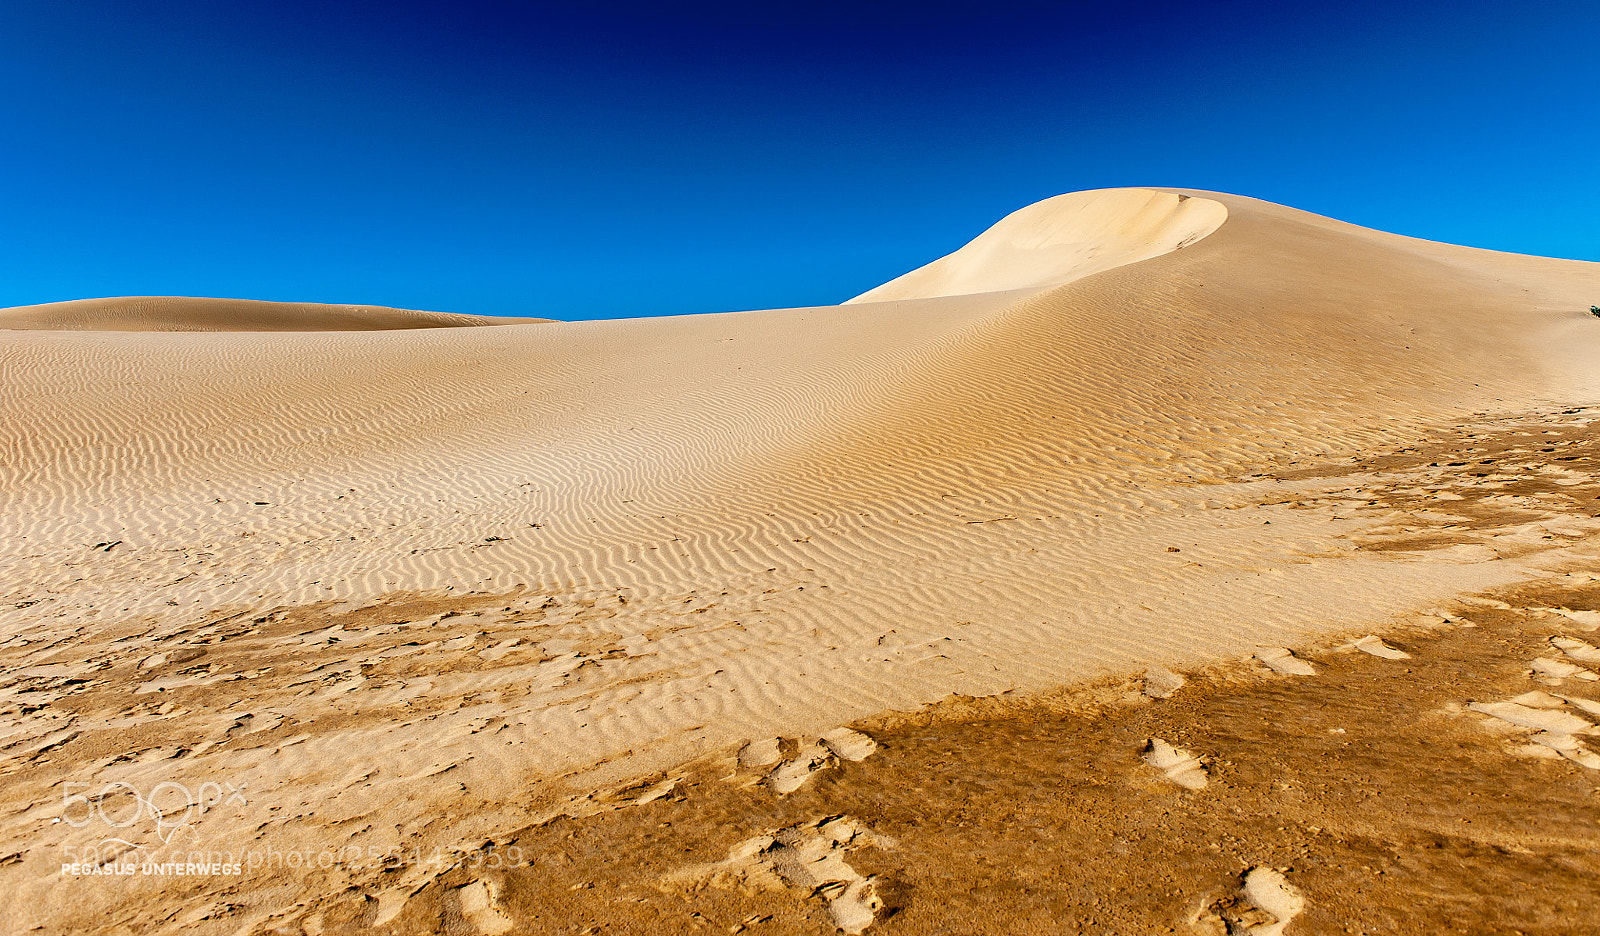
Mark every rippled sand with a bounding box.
[2,188,1598,934]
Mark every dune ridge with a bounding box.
[845,187,1228,303]
[0,295,546,331]
[2,187,1599,933]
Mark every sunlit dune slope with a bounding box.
[0,295,546,331]
[5,187,1599,668]
[846,187,1228,302]
[4,188,1600,936]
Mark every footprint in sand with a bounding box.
[1551,636,1600,664]
[1508,690,1569,708]
[1467,700,1593,733]
[663,816,890,935]
[1143,738,1208,790]
[1527,731,1600,769]
[456,879,514,935]
[738,737,784,769]
[370,888,412,927]
[1530,656,1599,683]
[1468,696,1600,770]
[1347,636,1410,660]
[629,776,680,805]
[1143,665,1187,699]
[765,742,833,794]
[1254,648,1315,676]
[1550,608,1600,631]
[820,727,878,762]
[1195,867,1305,936]
[532,774,683,825]
[1556,694,1600,717]
[753,728,878,794]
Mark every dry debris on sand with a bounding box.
[283,570,1600,936]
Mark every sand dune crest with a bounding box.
[846,187,1226,303]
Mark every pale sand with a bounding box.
[2,187,1599,933]
[845,188,1228,303]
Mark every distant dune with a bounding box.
[0,295,548,331]
[3,188,1599,935]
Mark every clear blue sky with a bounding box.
[2,1,1596,320]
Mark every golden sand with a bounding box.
[2,188,1598,934]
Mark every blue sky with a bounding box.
[2,1,1596,320]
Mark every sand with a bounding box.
[2,187,1599,934]
[845,188,1228,303]
[0,295,548,331]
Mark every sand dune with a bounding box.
[846,187,1228,302]
[0,295,546,331]
[2,187,1599,934]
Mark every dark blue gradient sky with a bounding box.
[3,1,1595,320]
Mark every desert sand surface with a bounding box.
[0,296,547,332]
[2,187,1599,935]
